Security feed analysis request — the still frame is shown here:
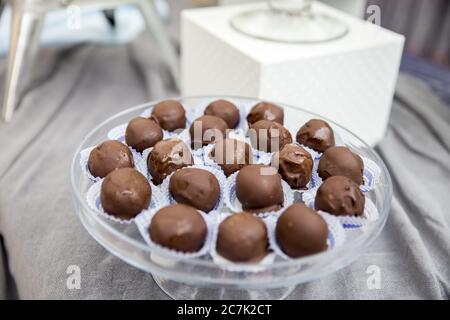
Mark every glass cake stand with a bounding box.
[70,96,392,300]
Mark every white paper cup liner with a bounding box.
[266,211,346,261]
[85,178,167,224]
[134,208,217,260]
[224,171,294,216]
[302,190,379,229]
[79,146,147,182]
[160,164,226,213]
[210,213,275,272]
[361,157,381,192]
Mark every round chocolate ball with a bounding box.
[189,115,228,149]
[204,99,240,129]
[100,168,151,220]
[318,146,364,185]
[169,168,220,212]
[210,138,253,176]
[236,164,284,213]
[149,204,207,253]
[151,100,186,131]
[296,119,335,153]
[273,144,313,189]
[247,102,284,125]
[125,117,163,152]
[148,139,193,185]
[248,120,292,153]
[276,203,328,258]
[217,212,268,262]
[315,176,365,216]
[88,140,134,178]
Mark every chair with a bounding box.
[0,0,180,122]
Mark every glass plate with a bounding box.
[70,96,392,299]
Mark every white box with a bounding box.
[181,2,404,146]
[220,0,367,18]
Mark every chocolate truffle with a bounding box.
[125,117,163,152]
[276,203,328,258]
[189,115,228,149]
[148,139,193,185]
[217,212,268,262]
[100,168,151,220]
[151,100,186,131]
[88,140,134,178]
[247,102,284,125]
[149,204,207,253]
[204,99,240,129]
[210,138,253,176]
[273,144,313,189]
[318,146,364,185]
[296,119,335,153]
[236,164,284,213]
[248,120,292,153]
[169,168,220,212]
[315,176,365,216]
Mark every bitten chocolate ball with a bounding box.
[273,144,313,189]
[318,146,364,185]
[88,140,134,178]
[189,115,228,149]
[125,117,163,152]
[148,139,193,185]
[296,119,335,153]
[236,164,284,213]
[249,120,292,153]
[100,168,151,220]
[149,204,207,253]
[210,138,253,176]
[204,99,240,129]
[247,102,284,125]
[151,100,186,131]
[169,168,220,212]
[217,213,268,262]
[315,176,365,216]
[276,203,328,258]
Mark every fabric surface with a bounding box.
[0,36,449,299]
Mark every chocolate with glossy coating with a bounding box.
[204,99,240,129]
[100,168,151,220]
[276,203,328,258]
[296,119,335,153]
[149,204,207,253]
[189,115,228,149]
[210,138,253,176]
[125,117,163,152]
[273,144,313,189]
[169,168,220,212]
[148,139,193,184]
[236,164,284,213]
[249,120,292,152]
[315,176,365,216]
[217,212,268,262]
[247,102,284,125]
[151,100,186,131]
[318,146,364,185]
[88,140,134,178]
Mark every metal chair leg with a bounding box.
[0,2,4,20]
[137,0,180,89]
[1,5,44,122]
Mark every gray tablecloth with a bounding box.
[0,34,449,299]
